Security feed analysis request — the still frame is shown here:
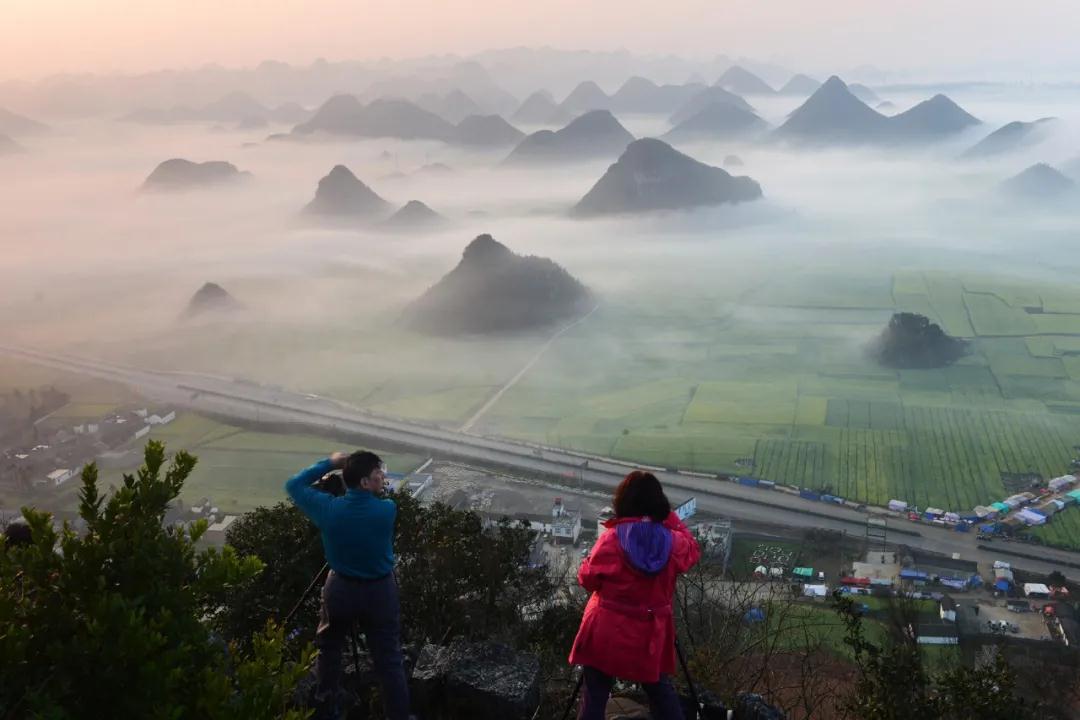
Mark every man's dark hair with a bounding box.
[342,450,383,489]
[613,471,671,523]
[3,521,32,548]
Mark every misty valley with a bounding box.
[4,70,1080,552]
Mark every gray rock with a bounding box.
[412,641,540,720]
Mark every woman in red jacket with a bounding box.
[568,470,701,720]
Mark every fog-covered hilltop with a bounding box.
[416,89,483,124]
[142,159,250,190]
[662,103,769,142]
[0,134,24,155]
[869,313,969,368]
[183,282,243,319]
[778,74,821,96]
[849,83,880,104]
[669,86,755,125]
[503,110,634,165]
[558,81,611,115]
[961,118,1057,159]
[572,138,763,217]
[293,95,455,141]
[1000,163,1076,199]
[511,91,571,126]
[404,234,592,335]
[715,65,775,95]
[124,91,308,125]
[303,165,391,217]
[381,200,448,231]
[0,107,49,137]
[774,76,978,145]
[608,76,704,114]
[453,114,524,147]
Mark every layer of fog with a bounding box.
[3,88,1080,403]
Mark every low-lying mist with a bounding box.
[3,88,1080,411]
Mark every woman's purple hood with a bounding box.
[616,519,673,575]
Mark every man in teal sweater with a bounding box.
[286,450,411,720]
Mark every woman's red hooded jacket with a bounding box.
[568,511,701,683]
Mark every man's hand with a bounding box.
[329,452,349,469]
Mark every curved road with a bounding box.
[3,343,1078,579]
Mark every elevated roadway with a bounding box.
[3,343,1078,579]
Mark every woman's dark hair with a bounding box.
[342,450,383,489]
[613,471,671,522]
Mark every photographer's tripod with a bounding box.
[559,637,701,720]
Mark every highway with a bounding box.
[3,342,1079,579]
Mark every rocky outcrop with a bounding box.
[404,234,591,335]
[572,138,762,217]
[142,159,249,190]
[412,642,540,720]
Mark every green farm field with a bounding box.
[469,268,1080,539]
[3,412,426,515]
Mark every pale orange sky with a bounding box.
[2,0,1076,81]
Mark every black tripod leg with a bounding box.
[284,562,330,628]
[675,638,701,718]
[560,671,584,720]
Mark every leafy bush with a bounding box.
[0,441,312,719]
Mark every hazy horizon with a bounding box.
[4,0,1080,84]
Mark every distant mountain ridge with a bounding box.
[0,134,24,155]
[294,94,524,146]
[511,91,571,126]
[404,234,592,335]
[774,76,979,145]
[715,66,775,95]
[0,107,49,137]
[142,159,250,190]
[961,118,1057,159]
[125,91,308,125]
[669,86,755,125]
[381,200,448,231]
[558,81,611,115]
[572,138,763,216]
[1000,163,1075,199]
[608,77,705,114]
[503,110,635,165]
[778,74,821,96]
[663,103,769,142]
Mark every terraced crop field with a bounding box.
[473,269,1080,543]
